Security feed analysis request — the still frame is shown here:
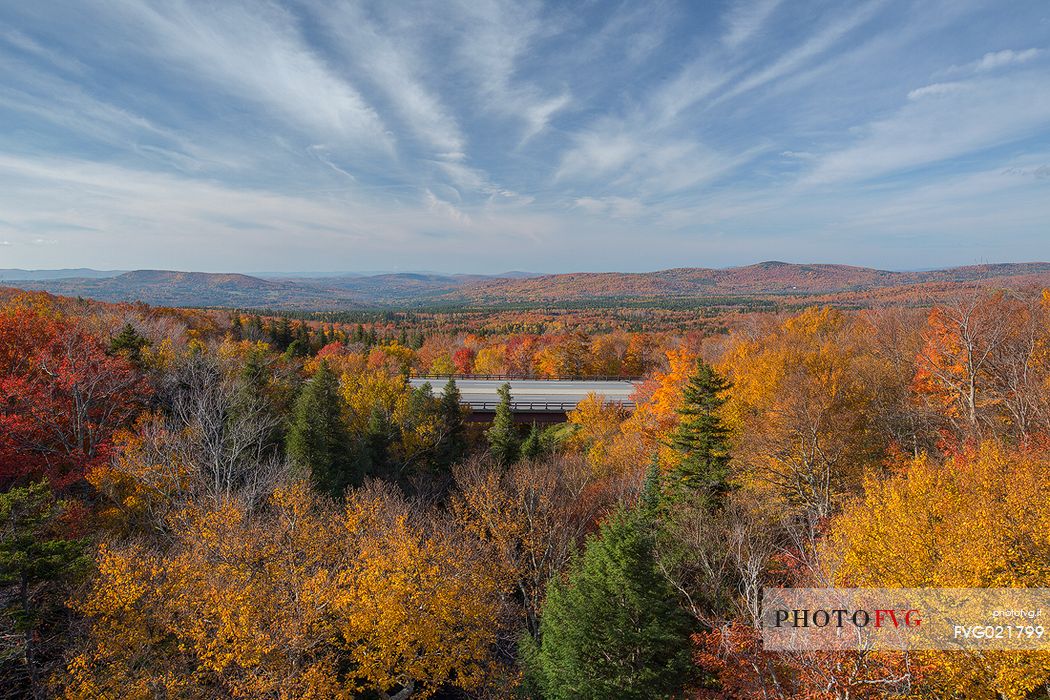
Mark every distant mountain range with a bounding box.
[3,262,1050,310]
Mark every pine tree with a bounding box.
[275,317,292,350]
[640,458,662,514]
[486,383,518,464]
[436,379,466,469]
[666,359,733,509]
[0,481,89,696]
[521,423,542,460]
[109,322,149,366]
[523,497,692,699]
[287,361,358,496]
[284,338,308,359]
[240,343,268,389]
[364,407,393,478]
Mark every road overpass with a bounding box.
[407,377,638,423]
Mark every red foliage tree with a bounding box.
[0,305,149,490]
[452,346,476,375]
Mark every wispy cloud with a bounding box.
[424,189,472,225]
[717,0,887,104]
[443,0,570,141]
[907,81,969,100]
[310,2,464,157]
[1,29,84,74]
[804,71,1050,185]
[575,196,645,219]
[0,1,1047,272]
[722,0,782,49]
[942,47,1046,76]
[111,0,392,153]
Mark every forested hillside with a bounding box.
[6,262,1050,309]
[2,288,1050,698]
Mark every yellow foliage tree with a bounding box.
[64,482,503,699]
[473,345,507,376]
[565,393,632,476]
[828,442,1050,699]
[718,308,881,517]
[335,484,503,695]
[86,413,193,535]
[341,369,409,434]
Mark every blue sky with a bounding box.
[0,0,1048,273]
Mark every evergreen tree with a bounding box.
[435,379,466,469]
[364,407,394,478]
[294,322,310,348]
[0,481,89,697]
[284,338,308,359]
[521,423,543,460]
[240,343,268,389]
[234,346,285,453]
[523,496,692,699]
[108,322,149,366]
[275,317,293,351]
[666,359,733,508]
[640,458,662,514]
[287,361,358,496]
[486,383,518,463]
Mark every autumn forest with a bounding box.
[2,282,1050,700]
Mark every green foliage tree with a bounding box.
[108,323,149,366]
[364,407,394,478]
[521,423,543,460]
[0,481,89,697]
[271,317,293,351]
[640,458,662,513]
[436,379,467,469]
[486,383,519,464]
[666,359,733,508]
[523,494,692,699]
[287,361,358,496]
[284,338,309,359]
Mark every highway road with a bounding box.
[407,378,637,411]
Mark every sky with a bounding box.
[0,0,1048,274]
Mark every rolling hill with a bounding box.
[4,262,1050,309]
[440,262,1050,305]
[4,270,360,309]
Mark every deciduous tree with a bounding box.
[0,304,148,489]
